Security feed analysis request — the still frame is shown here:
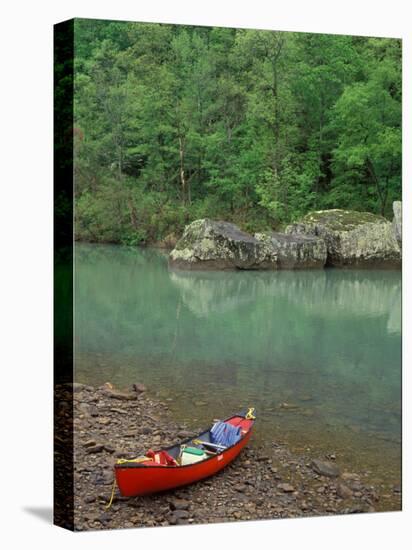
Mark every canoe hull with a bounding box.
[115,429,252,497]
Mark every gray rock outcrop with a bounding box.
[169,207,401,271]
[169,219,327,270]
[392,201,402,248]
[254,232,327,269]
[286,209,401,268]
[169,219,277,270]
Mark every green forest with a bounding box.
[73,20,402,245]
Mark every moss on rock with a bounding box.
[286,208,401,268]
[301,209,387,232]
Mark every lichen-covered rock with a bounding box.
[392,201,402,248]
[169,219,277,270]
[254,232,327,269]
[285,209,401,268]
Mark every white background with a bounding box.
[0,0,410,548]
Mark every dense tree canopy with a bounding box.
[73,20,401,244]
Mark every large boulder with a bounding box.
[169,219,277,270]
[254,232,327,269]
[285,209,401,268]
[392,201,402,248]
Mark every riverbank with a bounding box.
[65,382,401,531]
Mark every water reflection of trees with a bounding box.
[169,269,401,333]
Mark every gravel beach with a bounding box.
[55,382,401,531]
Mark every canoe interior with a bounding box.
[116,409,255,468]
[165,413,254,461]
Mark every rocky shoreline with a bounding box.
[55,382,402,531]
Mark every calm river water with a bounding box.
[75,243,401,490]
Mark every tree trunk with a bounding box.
[366,157,386,215]
[272,67,280,178]
[117,141,123,180]
[179,135,187,205]
[316,97,324,195]
[270,35,284,178]
[127,195,138,229]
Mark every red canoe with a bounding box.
[114,408,256,497]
